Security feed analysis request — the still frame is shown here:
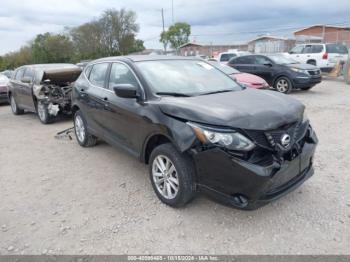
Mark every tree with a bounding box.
[31,33,74,63]
[160,22,191,51]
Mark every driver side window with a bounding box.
[108,63,139,90]
[290,45,304,54]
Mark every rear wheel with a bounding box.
[74,110,97,147]
[149,143,196,207]
[37,102,54,124]
[274,77,292,94]
[307,60,317,66]
[10,95,24,115]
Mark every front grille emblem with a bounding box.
[281,134,291,148]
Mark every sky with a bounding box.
[0,0,350,55]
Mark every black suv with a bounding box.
[71,56,318,209]
[228,54,322,94]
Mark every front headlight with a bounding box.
[188,122,255,151]
[290,67,309,74]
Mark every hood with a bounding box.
[233,73,267,88]
[41,67,82,85]
[157,88,304,130]
[285,63,318,70]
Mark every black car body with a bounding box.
[8,64,81,124]
[228,54,322,93]
[71,56,318,209]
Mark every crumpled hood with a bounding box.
[157,88,305,130]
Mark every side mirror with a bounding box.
[21,76,32,84]
[113,84,139,99]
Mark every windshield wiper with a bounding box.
[200,89,233,96]
[156,92,191,97]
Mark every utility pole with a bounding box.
[172,0,174,24]
[161,8,167,53]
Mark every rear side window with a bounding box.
[15,68,25,81]
[89,63,109,88]
[326,44,348,54]
[231,56,255,64]
[303,45,323,53]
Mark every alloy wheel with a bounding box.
[75,115,86,143]
[152,155,179,200]
[276,79,289,93]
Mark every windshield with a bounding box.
[208,61,240,74]
[268,54,299,65]
[136,60,242,96]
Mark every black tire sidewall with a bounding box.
[149,143,195,207]
[274,77,292,94]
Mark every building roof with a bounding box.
[178,41,248,49]
[294,24,350,34]
[248,35,289,43]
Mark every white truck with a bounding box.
[288,43,348,72]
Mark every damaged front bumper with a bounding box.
[191,127,318,210]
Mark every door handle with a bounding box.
[103,97,108,101]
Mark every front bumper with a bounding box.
[292,76,322,88]
[192,132,318,210]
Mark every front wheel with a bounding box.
[37,102,54,124]
[10,95,24,115]
[74,110,97,147]
[274,77,292,94]
[149,143,196,207]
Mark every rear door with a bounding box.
[302,44,324,65]
[11,68,25,106]
[79,62,110,136]
[20,67,36,111]
[228,56,256,74]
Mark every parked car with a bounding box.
[0,70,14,79]
[8,64,81,124]
[208,61,269,89]
[228,54,322,93]
[217,51,251,64]
[288,43,349,72]
[0,74,10,104]
[71,56,318,209]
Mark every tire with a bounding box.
[37,102,54,124]
[10,94,24,115]
[274,77,292,94]
[300,86,313,91]
[149,143,196,207]
[74,110,97,147]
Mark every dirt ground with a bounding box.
[0,79,349,255]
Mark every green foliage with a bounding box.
[160,22,191,50]
[0,8,145,71]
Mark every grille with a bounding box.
[245,121,308,150]
[308,70,320,76]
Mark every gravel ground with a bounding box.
[0,79,349,255]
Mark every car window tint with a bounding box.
[231,56,254,64]
[15,69,25,81]
[304,45,323,53]
[109,63,139,90]
[290,45,304,54]
[89,63,109,88]
[326,44,348,54]
[255,56,271,65]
